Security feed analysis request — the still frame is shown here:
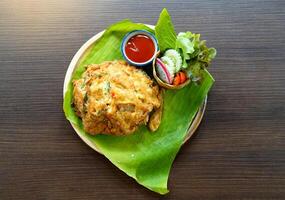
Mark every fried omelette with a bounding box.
[72,60,162,135]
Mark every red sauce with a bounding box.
[125,34,155,63]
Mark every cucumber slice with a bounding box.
[164,49,182,72]
[161,56,175,80]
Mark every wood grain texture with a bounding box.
[0,0,285,199]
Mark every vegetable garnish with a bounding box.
[154,8,217,87]
[155,58,172,84]
[176,32,217,82]
[179,71,187,84]
[173,71,187,86]
[164,49,182,72]
[161,56,175,81]
[173,73,181,86]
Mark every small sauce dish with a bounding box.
[121,30,159,67]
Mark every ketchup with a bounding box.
[125,34,155,63]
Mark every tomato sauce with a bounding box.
[125,34,155,63]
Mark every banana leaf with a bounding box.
[63,20,214,194]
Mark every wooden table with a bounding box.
[1,0,284,199]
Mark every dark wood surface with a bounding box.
[1,0,285,199]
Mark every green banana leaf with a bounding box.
[63,20,214,194]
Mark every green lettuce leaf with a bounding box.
[155,8,177,52]
[63,20,214,194]
[175,32,217,82]
[175,32,195,68]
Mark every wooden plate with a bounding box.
[63,25,207,153]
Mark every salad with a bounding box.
[154,9,216,88]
